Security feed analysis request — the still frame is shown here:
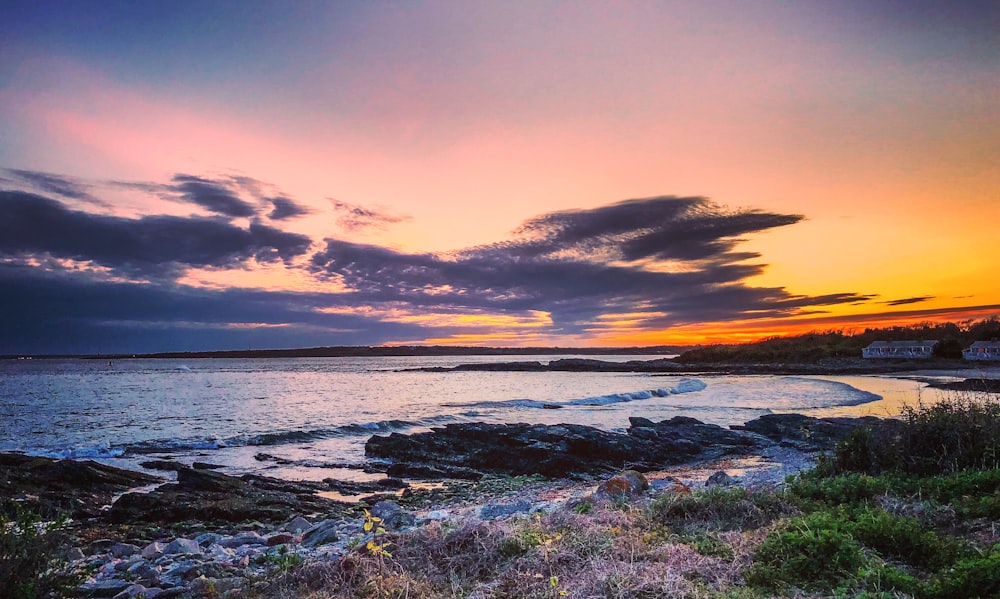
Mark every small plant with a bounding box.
[0,504,73,599]
[266,544,304,573]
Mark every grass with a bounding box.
[101,389,1000,598]
[0,503,75,599]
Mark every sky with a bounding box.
[1,0,998,354]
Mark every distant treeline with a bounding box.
[78,344,689,360]
[676,317,1000,364]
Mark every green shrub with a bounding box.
[646,487,793,533]
[825,392,1000,477]
[925,547,1000,599]
[0,505,71,599]
[789,471,886,507]
[845,507,958,571]
[746,518,866,592]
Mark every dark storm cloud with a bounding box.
[0,191,311,277]
[883,296,935,306]
[172,174,258,218]
[503,197,803,263]
[312,196,871,332]
[330,199,410,231]
[0,265,427,355]
[268,196,312,220]
[2,168,106,206]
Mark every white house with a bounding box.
[862,340,938,359]
[963,341,1000,361]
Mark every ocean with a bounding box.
[0,355,936,482]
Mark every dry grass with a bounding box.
[241,491,790,599]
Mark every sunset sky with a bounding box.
[2,1,998,354]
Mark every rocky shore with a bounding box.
[2,414,882,598]
[413,356,981,375]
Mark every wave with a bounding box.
[106,415,459,456]
[447,378,707,410]
[41,442,126,460]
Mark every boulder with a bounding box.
[705,471,737,488]
[301,519,341,547]
[596,470,649,499]
[370,500,415,529]
[733,414,882,452]
[164,538,202,556]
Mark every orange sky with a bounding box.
[1,1,998,353]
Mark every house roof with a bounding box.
[864,340,939,349]
[966,341,1000,349]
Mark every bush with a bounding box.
[826,392,1000,476]
[0,504,71,599]
[646,487,793,533]
[746,517,866,592]
[925,547,1000,599]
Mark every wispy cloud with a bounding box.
[0,190,311,279]
[330,199,410,232]
[2,168,107,207]
[312,196,873,334]
[883,296,935,306]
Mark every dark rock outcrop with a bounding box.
[109,466,344,524]
[0,453,160,517]
[365,414,883,480]
[730,413,883,452]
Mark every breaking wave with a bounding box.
[446,378,707,410]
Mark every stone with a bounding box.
[596,470,649,499]
[111,584,147,599]
[706,470,737,487]
[127,561,161,584]
[217,531,266,548]
[301,519,341,547]
[285,515,312,533]
[110,542,141,558]
[423,509,450,521]
[480,500,532,520]
[192,461,225,470]
[371,499,415,529]
[141,541,165,559]
[267,532,295,546]
[78,579,133,597]
[66,546,85,561]
[163,538,202,555]
[195,532,221,546]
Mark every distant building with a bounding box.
[963,341,1000,361]
[862,340,939,359]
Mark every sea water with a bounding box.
[0,355,938,481]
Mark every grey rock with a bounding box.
[480,500,532,520]
[706,470,738,487]
[371,499,415,529]
[78,579,133,598]
[127,561,160,584]
[141,541,164,559]
[163,538,202,555]
[110,542,141,558]
[111,584,147,599]
[217,531,266,548]
[423,509,449,521]
[67,546,86,561]
[195,532,222,546]
[301,519,341,547]
[285,515,312,533]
